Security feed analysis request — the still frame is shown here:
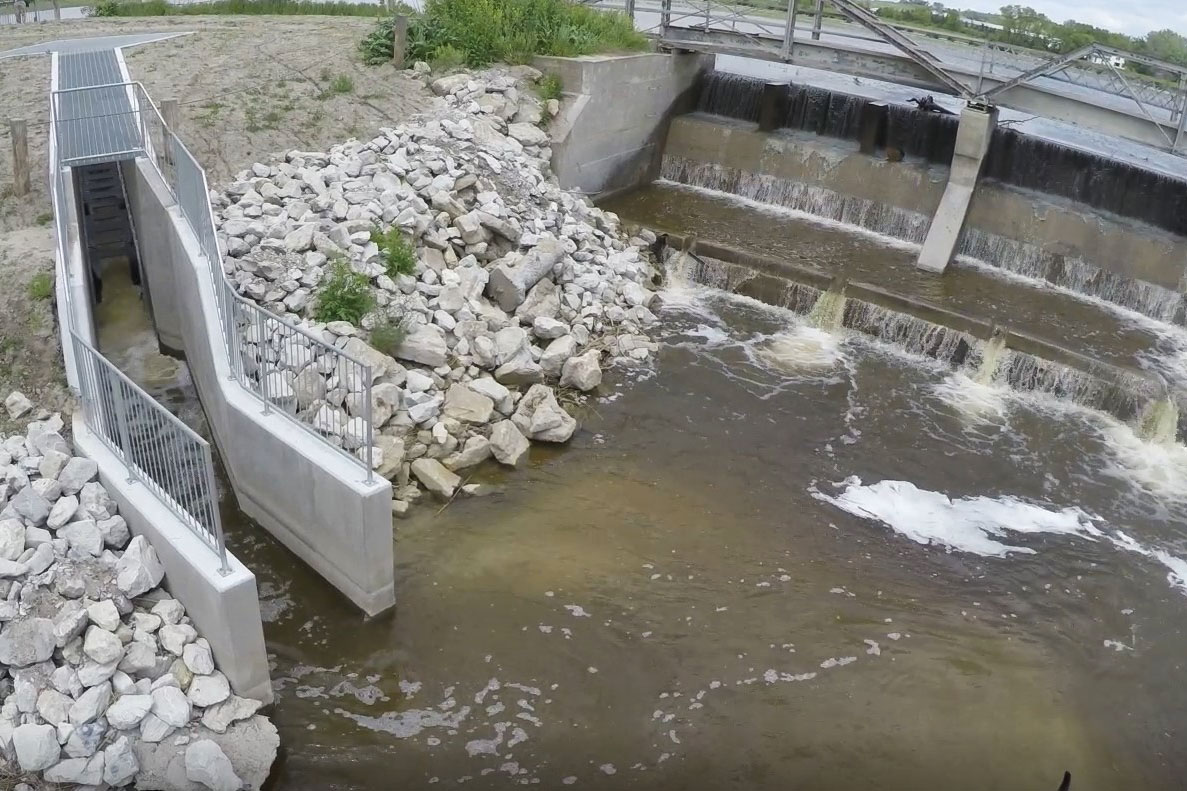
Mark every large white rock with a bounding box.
[11,486,51,525]
[160,623,198,656]
[13,723,60,771]
[561,350,603,392]
[68,681,112,725]
[489,420,530,467]
[188,671,232,708]
[507,122,549,146]
[63,518,103,556]
[183,641,216,676]
[186,739,243,791]
[106,693,153,729]
[486,240,565,312]
[116,535,165,597]
[201,695,264,734]
[444,436,491,471]
[0,518,24,561]
[395,324,448,368]
[45,753,105,785]
[151,685,192,728]
[0,618,56,666]
[443,384,494,424]
[467,378,512,414]
[104,735,140,786]
[540,335,577,378]
[410,458,461,500]
[84,626,125,665]
[511,385,577,443]
[36,688,74,725]
[46,493,79,528]
[4,391,33,420]
[58,457,99,494]
[79,481,117,520]
[87,599,122,631]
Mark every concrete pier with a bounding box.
[916,104,998,274]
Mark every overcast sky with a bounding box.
[955,0,1187,37]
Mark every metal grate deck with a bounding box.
[56,50,142,167]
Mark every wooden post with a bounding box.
[392,14,408,68]
[161,98,179,167]
[10,119,30,197]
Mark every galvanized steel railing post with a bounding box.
[624,0,634,20]
[110,372,138,485]
[782,0,797,59]
[364,367,374,483]
[660,0,671,35]
[257,312,271,415]
[201,444,231,576]
[812,0,823,40]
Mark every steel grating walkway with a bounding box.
[56,49,142,167]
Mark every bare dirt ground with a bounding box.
[0,15,430,417]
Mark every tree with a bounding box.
[1144,29,1187,67]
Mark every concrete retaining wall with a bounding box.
[536,52,712,196]
[123,158,397,617]
[71,416,273,703]
[664,114,1187,293]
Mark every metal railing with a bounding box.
[168,117,376,476]
[71,335,230,572]
[48,90,231,574]
[51,81,378,477]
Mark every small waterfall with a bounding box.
[695,72,763,122]
[666,250,1168,425]
[984,129,1187,238]
[1135,396,1181,444]
[885,104,958,164]
[973,329,1008,386]
[661,158,933,243]
[807,279,847,330]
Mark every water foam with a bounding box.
[812,477,1101,557]
[815,477,1187,596]
[756,326,844,371]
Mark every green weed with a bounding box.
[314,260,376,325]
[369,313,409,358]
[370,227,416,278]
[27,273,53,301]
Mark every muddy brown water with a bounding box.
[92,221,1187,789]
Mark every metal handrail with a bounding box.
[48,87,231,573]
[52,81,378,479]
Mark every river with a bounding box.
[93,194,1187,787]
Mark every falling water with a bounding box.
[1135,396,1181,445]
[973,329,1008,386]
[661,158,1187,327]
[694,71,1187,236]
[666,251,1167,424]
[807,279,847,330]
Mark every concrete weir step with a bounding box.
[655,232,1173,426]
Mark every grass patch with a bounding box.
[27,273,53,301]
[429,44,466,72]
[536,72,562,102]
[369,313,409,358]
[35,212,53,226]
[319,73,355,99]
[90,0,386,16]
[370,226,416,278]
[314,260,376,325]
[361,0,647,67]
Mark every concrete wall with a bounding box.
[72,416,273,703]
[536,52,712,196]
[121,160,184,352]
[125,158,397,617]
[664,114,1187,292]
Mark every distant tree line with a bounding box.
[876,3,1187,78]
